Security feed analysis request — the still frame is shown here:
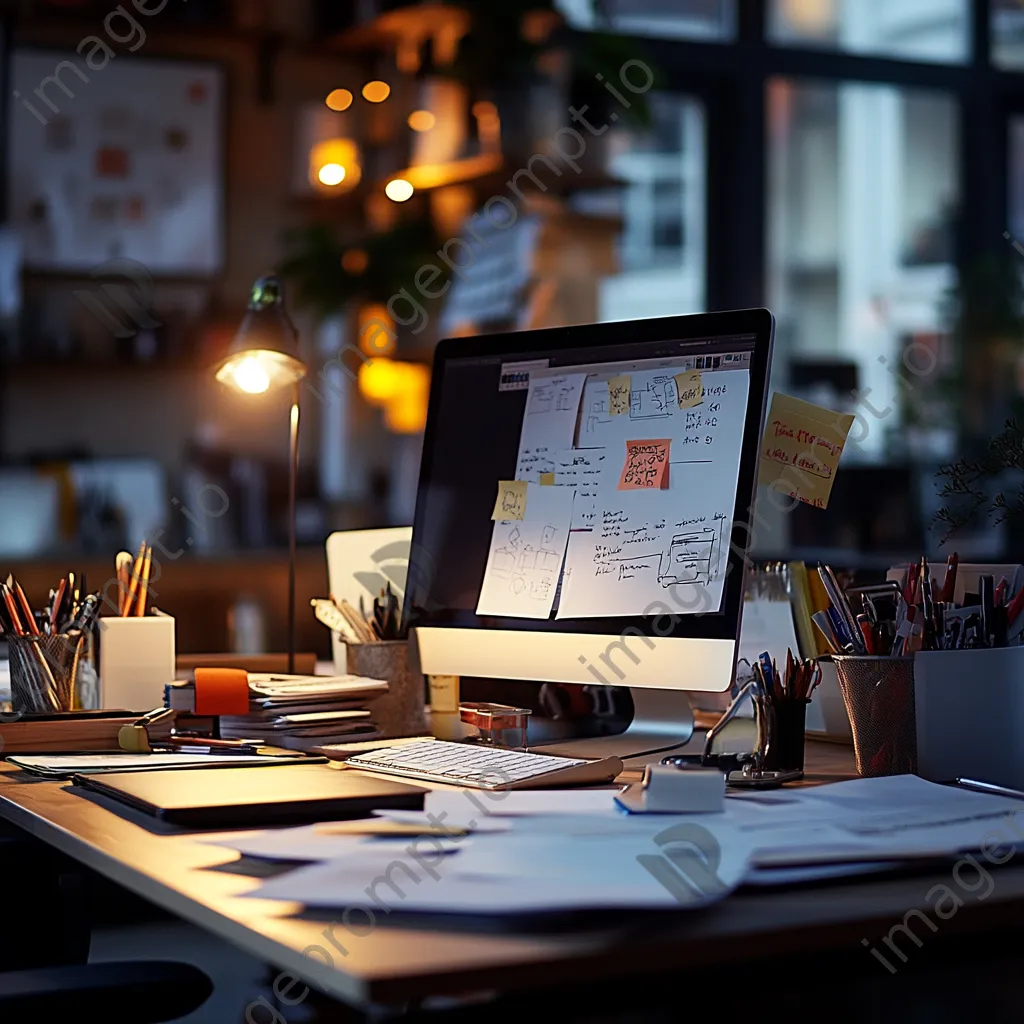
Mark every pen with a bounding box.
[980,575,995,648]
[955,778,1024,801]
[939,552,959,603]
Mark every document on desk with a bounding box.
[555,368,750,619]
[249,826,755,913]
[476,483,575,619]
[7,752,298,778]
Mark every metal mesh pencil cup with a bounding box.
[6,633,85,714]
[832,655,917,777]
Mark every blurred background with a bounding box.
[3,0,1024,656]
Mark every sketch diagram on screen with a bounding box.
[584,374,677,435]
[488,522,564,603]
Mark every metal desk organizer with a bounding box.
[662,674,803,788]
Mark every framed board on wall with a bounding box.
[7,49,224,276]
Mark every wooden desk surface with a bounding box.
[3,744,1024,1011]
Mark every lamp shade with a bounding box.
[214,275,307,394]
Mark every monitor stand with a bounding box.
[534,687,695,761]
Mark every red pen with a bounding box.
[1006,585,1024,628]
[939,552,959,603]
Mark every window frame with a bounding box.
[599,0,1019,313]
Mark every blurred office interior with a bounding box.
[2,0,1024,655]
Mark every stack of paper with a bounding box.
[205,776,1024,917]
[167,674,388,751]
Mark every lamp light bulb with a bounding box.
[232,356,271,394]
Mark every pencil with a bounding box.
[135,545,153,617]
[122,541,146,617]
[2,585,25,636]
[13,581,39,636]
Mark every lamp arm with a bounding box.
[288,383,300,674]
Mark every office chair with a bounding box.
[0,827,212,1021]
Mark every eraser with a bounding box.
[616,765,726,814]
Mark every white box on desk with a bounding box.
[915,647,1024,789]
[97,615,175,712]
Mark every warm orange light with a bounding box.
[341,248,369,274]
[385,178,414,202]
[358,357,404,403]
[407,109,436,132]
[309,138,361,192]
[317,163,346,186]
[358,304,397,356]
[325,88,353,111]
[362,80,391,103]
[358,359,430,433]
[471,101,497,120]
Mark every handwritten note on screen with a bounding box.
[757,393,854,509]
[491,480,528,521]
[674,370,703,409]
[607,375,631,417]
[618,439,671,490]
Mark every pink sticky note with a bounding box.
[618,439,670,490]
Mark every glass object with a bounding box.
[557,0,735,41]
[769,0,970,64]
[579,93,706,322]
[767,78,959,458]
[993,0,1024,69]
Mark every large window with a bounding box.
[767,79,959,455]
[768,0,970,64]
[557,0,735,41]
[585,93,707,322]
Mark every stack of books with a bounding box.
[166,674,388,751]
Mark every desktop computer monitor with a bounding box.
[404,310,774,711]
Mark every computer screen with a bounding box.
[404,311,774,662]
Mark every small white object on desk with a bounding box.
[615,765,726,814]
[97,614,176,711]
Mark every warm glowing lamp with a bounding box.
[385,178,414,202]
[213,275,307,672]
[362,80,391,103]
[325,88,353,111]
[309,138,361,192]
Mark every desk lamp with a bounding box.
[214,275,307,673]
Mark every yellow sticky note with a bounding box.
[757,393,855,509]
[492,480,527,520]
[539,472,555,486]
[608,375,631,416]
[674,369,703,408]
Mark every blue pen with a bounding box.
[827,606,854,650]
[758,651,775,693]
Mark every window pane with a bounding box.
[993,0,1024,69]
[578,94,706,321]
[769,0,970,64]
[556,0,735,41]
[767,79,960,458]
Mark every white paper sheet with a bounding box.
[248,827,753,913]
[556,368,750,619]
[516,371,587,455]
[476,483,575,619]
[424,788,621,818]
[203,825,465,862]
[7,753,291,777]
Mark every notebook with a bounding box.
[72,764,426,827]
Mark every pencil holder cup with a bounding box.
[346,641,428,739]
[833,655,917,777]
[96,615,176,712]
[7,632,85,714]
[763,700,809,772]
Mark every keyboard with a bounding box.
[344,740,622,790]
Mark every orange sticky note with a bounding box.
[619,439,671,490]
[539,472,555,485]
[674,369,703,408]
